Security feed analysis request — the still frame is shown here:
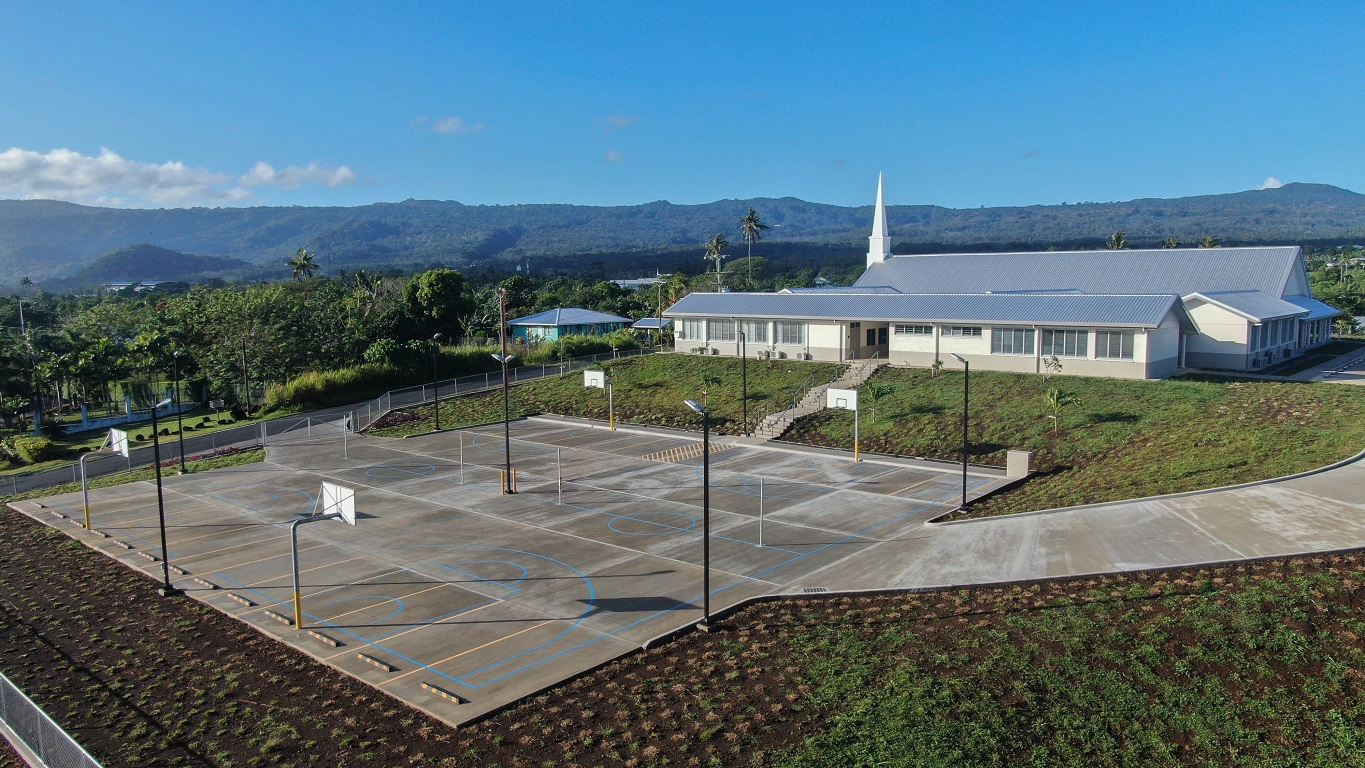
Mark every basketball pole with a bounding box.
[291,511,342,628]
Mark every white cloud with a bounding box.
[601,115,639,132]
[432,116,485,135]
[605,149,624,163]
[1259,176,1284,189]
[0,147,234,206]
[238,161,357,190]
[0,147,356,207]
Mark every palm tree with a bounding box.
[1106,231,1129,250]
[703,234,729,291]
[1162,237,1180,248]
[287,248,319,280]
[737,208,769,288]
[1199,236,1221,248]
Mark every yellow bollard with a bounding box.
[294,590,303,628]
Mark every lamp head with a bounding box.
[684,399,706,414]
[155,397,173,408]
[950,353,967,365]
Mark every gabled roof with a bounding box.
[1183,291,1309,322]
[665,292,1180,328]
[509,307,632,326]
[858,246,1303,298]
[1280,294,1342,321]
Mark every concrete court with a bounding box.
[9,416,1006,725]
[15,415,1365,724]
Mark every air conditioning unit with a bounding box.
[803,352,812,360]
[711,348,720,355]
[777,350,787,359]
[757,349,771,360]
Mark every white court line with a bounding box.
[377,619,557,687]
[317,582,450,623]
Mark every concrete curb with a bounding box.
[934,444,1365,526]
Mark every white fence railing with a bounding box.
[0,670,103,768]
[353,347,657,430]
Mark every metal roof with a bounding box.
[859,246,1302,298]
[665,292,1179,327]
[780,285,902,294]
[1184,291,1308,322]
[630,318,673,329]
[509,307,632,326]
[1281,294,1342,321]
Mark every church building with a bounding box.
[663,176,1338,379]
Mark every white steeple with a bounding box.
[867,173,892,268]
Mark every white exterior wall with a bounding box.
[1184,301,1251,370]
[1142,311,1183,378]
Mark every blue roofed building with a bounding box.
[508,307,632,343]
[663,175,1339,379]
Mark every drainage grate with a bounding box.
[801,587,829,594]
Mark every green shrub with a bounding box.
[264,364,408,410]
[12,436,54,465]
[523,332,639,364]
[436,345,506,377]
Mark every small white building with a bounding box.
[664,176,1339,379]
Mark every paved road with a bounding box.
[3,405,361,497]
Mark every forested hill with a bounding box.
[3,182,1364,286]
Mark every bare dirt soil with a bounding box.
[5,503,1365,767]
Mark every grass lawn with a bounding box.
[368,354,843,437]
[781,368,1365,516]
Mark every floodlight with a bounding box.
[950,353,967,364]
[684,399,706,414]
[155,397,173,408]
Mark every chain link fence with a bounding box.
[353,347,658,430]
[0,670,103,768]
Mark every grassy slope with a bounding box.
[369,355,843,437]
[782,369,1365,516]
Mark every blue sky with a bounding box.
[1,1,1362,210]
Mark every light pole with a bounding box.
[684,398,713,630]
[172,351,186,473]
[431,332,444,431]
[739,329,748,436]
[149,396,179,596]
[950,353,969,509]
[495,287,515,494]
[240,338,251,411]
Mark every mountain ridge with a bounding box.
[3,182,1364,287]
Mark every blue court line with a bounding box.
[295,544,597,690]
[467,475,995,688]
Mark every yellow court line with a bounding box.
[192,539,328,571]
[171,523,275,547]
[317,582,449,623]
[889,475,940,497]
[325,599,505,661]
[377,619,556,687]
[295,555,371,578]
[176,532,292,562]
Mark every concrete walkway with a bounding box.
[805,451,1365,592]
